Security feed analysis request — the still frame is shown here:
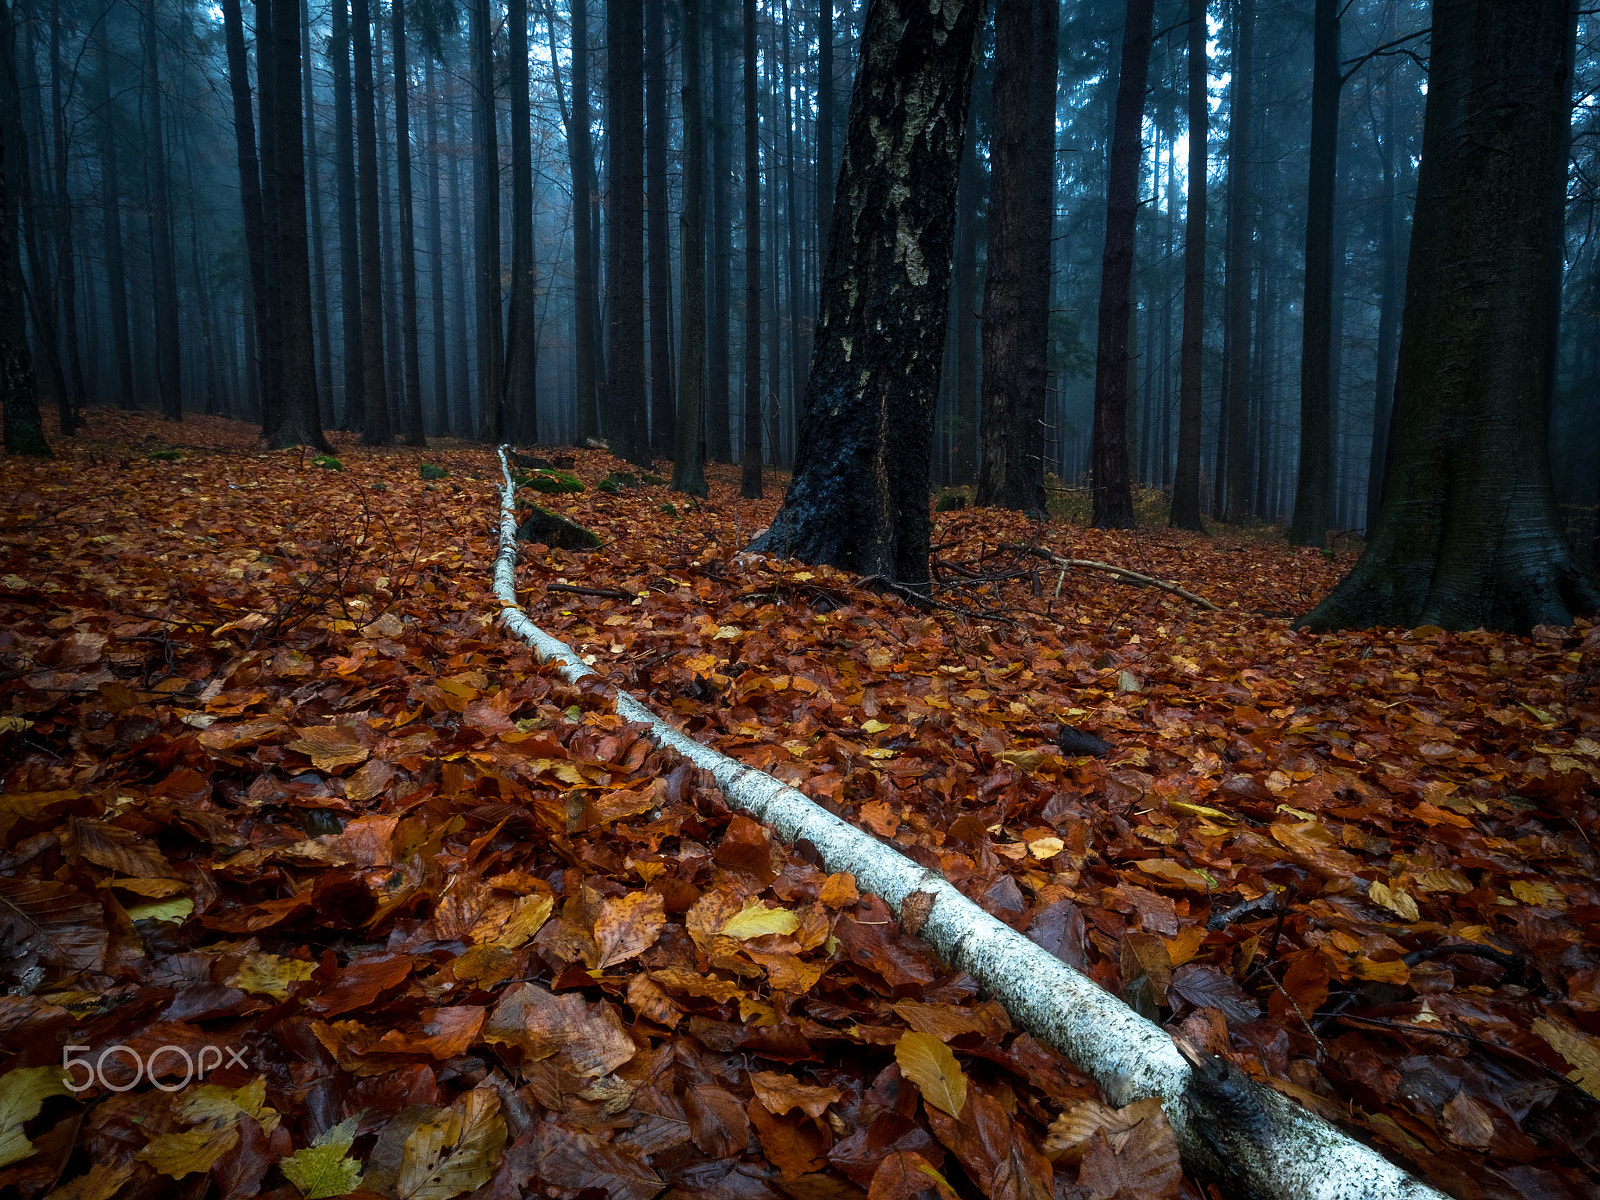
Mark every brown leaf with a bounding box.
[750,1071,843,1120]
[1441,1092,1495,1148]
[69,817,177,878]
[537,1121,662,1200]
[593,889,667,969]
[484,983,635,1078]
[899,891,936,937]
[747,1096,831,1177]
[0,877,107,975]
[868,1150,956,1200]
[684,1085,751,1157]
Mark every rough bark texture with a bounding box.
[1222,0,1253,523]
[332,0,364,431]
[750,0,983,588]
[646,0,674,456]
[606,0,649,466]
[1303,0,1600,634]
[739,0,762,499]
[1169,0,1207,532]
[267,0,330,450]
[505,0,538,446]
[1289,0,1338,547]
[492,448,1450,1200]
[353,0,391,445]
[976,0,1054,516]
[1089,0,1154,529]
[672,0,709,498]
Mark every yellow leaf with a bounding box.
[280,1117,363,1199]
[721,900,800,940]
[44,1161,135,1200]
[712,625,742,640]
[124,897,194,924]
[229,952,317,1000]
[287,727,369,771]
[395,1086,506,1200]
[1367,882,1420,922]
[1167,800,1235,824]
[860,748,896,760]
[894,1031,967,1118]
[177,1075,278,1133]
[1134,858,1213,891]
[135,1124,239,1178]
[1511,880,1565,909]
[1027,836,1065,859]
[1532,1018,1600,1100]
[491,894,553,950]
[860,719,892,734]
[0,1066,72,1169]
[103,877,188,898]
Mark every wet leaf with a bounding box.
[280,1117,364,1199]
[0,1066,72,1168]
[894,1033,967,1118]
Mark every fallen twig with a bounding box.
[1005,542,1220,610]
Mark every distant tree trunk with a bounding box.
[331,0,364,430]
[425,52,449,435]
[646,0,673,455]
[751,0,983,586]
[1288,0,1337,545]
[561,0,600,444]
[445,91,471,435]
[48,0,82,432]
[302,0,334,426]
[1169,0,1208,532]
[763,18,780,468]
[607,0,649,466]
[143,0,181,421]
[707,2,732,462]
[471,0,504,442]
[976,0,1055,515]
[505,0,538,445]
[783,0,805,456]
[951,100,980,485]
[352,0,391,444]
[95,9,134,412]
[375,12,402,426]
[392,0,426,446]
[1365,71,1399,533]
[258,0,283,433]
[1221,0,1253,524]
[1,6,50,457]
[1303,0,1600,634]
[182,143,219,415]
[1089,0,1153,528]
[672,0,708,496]
[739,0,761,498]
[816,0,832,263]
[268,0,331,449]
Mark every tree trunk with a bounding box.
[471,0,504,442]
[425,52,448,435]
[392,0,426,446]
[951,100,980,486]
[1221,0,1252,522]
[143,0,181,421]
[750,0,983,587]
[673,0,708,497]
[302,0,334,426]
[707,1,732,462]
[48,0,82,433]
[1365,68,1399,534]
[1169,0,1208,532]
[331,0,364,430]
[353,0,391,444]
[1287,0,1337,545]
[816,0,832,266]
[257,0,283,433]
[739,0,762,498]
[783,0,805,452]
[446,86,471,436]
[606,0,649,466]
[376,10,402,430]
[646,0,673,456]
[976,0,1055,515]
[561,0,600,444]
[268,0,331,449]
[94,6,134,412]
[1303,0,1600,634]
[1089,0,1153,528]
[1,1,51,458]
[505,0,538,445]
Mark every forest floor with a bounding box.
[2,409,1598,1200]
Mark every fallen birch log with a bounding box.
[1004,542,1221,611]
[490,448,1447,1200]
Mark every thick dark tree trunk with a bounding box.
[672,0,708,497]
[1,11,50,458]
[1303,0,1600,634]
[976,0,1055,515]
[646,0,673,456]
[302,0,334,426]
[607,0,649,466]
[425,53,448,435]
[143,0,181,421]
[739,0,761,498]
[751,0,983,587]
[94,9,134,412]
[505,0,538,445]
[392,0,426,446]
[1169,0,1208,532]
[951,100,980,485]
[471,0,504,442]
[267,0,330,449]
[353,0,391,444]
[1222,0,1253,523]
[331,0,364,430]
[1289,0,1338,547]
[707,2,732,462]
[1089,0,1153,528]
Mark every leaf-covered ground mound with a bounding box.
[2,411,1598,1200]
